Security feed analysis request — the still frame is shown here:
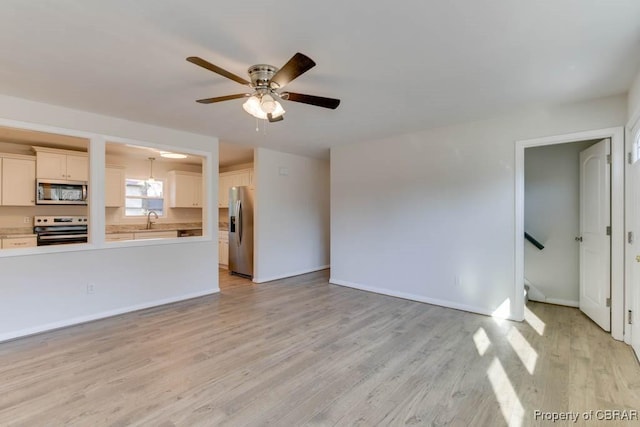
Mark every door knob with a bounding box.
[575,236,583,242]
[636,255,640,263]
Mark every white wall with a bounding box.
[524,141,595,306]
[0,94,218,341]
[254,148,329,282]
[331,94,627,320]
[629,70,640,124]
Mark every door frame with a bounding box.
[625,116,640,351]
[515,126,625,341]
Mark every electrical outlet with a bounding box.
[23,217,30,224]
[86,283,95,294]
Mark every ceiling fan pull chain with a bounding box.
[255,117,259,133]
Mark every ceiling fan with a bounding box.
[186,53,340,123]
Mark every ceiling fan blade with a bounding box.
[270,53,316,89]
[281,92,341,109]
[196,94,249,104]
[187,56,250,86]
[267,113,284,123]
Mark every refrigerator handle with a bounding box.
[237,200,243,245]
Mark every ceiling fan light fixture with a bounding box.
[243,95,285,120]
[188,53,339,122]
[260,94,277,113]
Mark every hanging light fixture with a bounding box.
[147,157,156,183]
[242,93,285,120]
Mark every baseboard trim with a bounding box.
[528,296,579,308]
[253,265,330,284]
[329,278,518,320]
[0,288,220,343]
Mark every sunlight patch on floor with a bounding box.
[524,305,545,336]
[487,357,525,427]
[473,327,491,356]
[491,298,511,323]
[507,326,538,374]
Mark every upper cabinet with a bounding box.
[33,146,88,181]
[66,155,89,181]
[105,165,125,207]
[219,169,253,208]
[168,170,202,208]
[218,174,232,208]
[0,154,36,206]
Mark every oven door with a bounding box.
[35,226,88,246]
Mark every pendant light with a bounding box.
[147,157,156,183]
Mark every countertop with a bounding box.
[106,222,202,234]
[0,227,36,238]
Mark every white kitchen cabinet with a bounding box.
[1,155,36,206]
[1,236,37,249]
[219,169,253,208]
[134,230,178,240]
[218,174,231,208]
[34,147,88,181]
[105,232,134,242]
[107,230,178,241]
[65,155,89,181]
[219,231,229,266]
[105,166,125,207]
[168,171,202,208]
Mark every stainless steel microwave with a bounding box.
[36,179,88,205]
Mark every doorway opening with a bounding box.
[515,127,625,341]
[524,139,610,330]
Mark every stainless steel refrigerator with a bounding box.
[228,186,254,278]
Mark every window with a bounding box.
[125,179,164,216]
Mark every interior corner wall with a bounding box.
[628,69,640,124]
[330,94,627,320]
[524,141,596,306]
[0,94,219,342]
[254,148,329,283]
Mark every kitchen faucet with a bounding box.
[146,210,159,229]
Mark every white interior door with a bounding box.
[579,139,611,331]
[629,144,640,359]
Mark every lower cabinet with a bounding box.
[105,230,178,242]
[219,231,229,266]
[105,233,135,242]
[134,230,179,240]
[1,236,37,249]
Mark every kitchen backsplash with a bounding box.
[0,205,87,228]
[105,206,202,226]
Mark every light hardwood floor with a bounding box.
[0,269,639,426]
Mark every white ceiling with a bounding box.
[0,1,638,160]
